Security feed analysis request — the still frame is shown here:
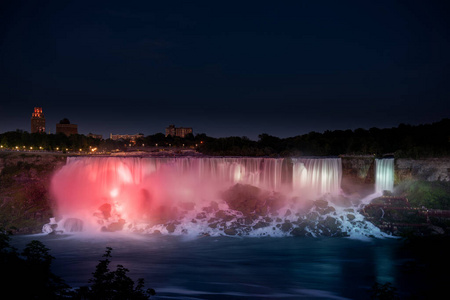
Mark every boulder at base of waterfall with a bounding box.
[221,184,286,216]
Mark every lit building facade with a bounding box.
[31,107,46,133]
[87,133,103,139]
[165,125,193,138]
[56,119,78,136]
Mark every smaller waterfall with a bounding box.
[375,158,394,193]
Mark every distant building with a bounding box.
[31,107,45,133]
[87,133,103,139]
[109,133,144,141]
[56,118,78,136]
[165,124,193,138]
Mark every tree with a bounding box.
[0,230,70,299]
[79,247,155,299]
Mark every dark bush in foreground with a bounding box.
[74,247,155,300]
[0,230,155,299]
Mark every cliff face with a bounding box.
[0,152,67,233]
[395,158,450,182]
[341,157,375,184]
[341,156,450,184]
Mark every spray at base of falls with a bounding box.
[44,157,391,238]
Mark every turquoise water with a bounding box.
[11,234,443,299]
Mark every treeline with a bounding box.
[1,118,449,157]
[0,130,105,152]
[198,118,450,158]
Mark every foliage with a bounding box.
[394,180,450,209]
[370,282,399,300]
[0,230,70,299]
[0,231,155,299]
[197,118,450,157]
[0,156,55,234]
[2,118,448,157]
[74,247,155,299]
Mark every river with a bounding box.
[11,233,444,299]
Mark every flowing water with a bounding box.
[45,156,388,238]
[12,156,439,299]
[11,233,433,300]
[375,158,394,193]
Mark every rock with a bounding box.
[215,210,234,221]
[98,203,112,219]
[281,221,293,232]
[253,221,270,230]
[166,223,176,233]
[104,219,125,232]
[196,212,207,219]
[208,222,218,229]
[291,225,308,236]
[224,228,237,235]
[346,214,356,221]
[222,184,261,216]
[313,199,336,215]
[314,199,329,209]
[221,183,287,217]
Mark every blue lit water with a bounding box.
[11,234,440,299]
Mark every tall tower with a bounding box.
[31,107,46,133]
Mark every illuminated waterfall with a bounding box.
[47,156,346,234]
[375,158,394,193]
[292,158,342,197]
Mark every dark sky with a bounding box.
[1,0,449,140]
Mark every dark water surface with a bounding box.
[10,234,444,299]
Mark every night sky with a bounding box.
[1,0,449,140]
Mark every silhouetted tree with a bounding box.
[0,230,70,299]
[77,247,155,300]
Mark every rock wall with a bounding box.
[0,152,67,234]
[396,158,450,182]
[341,156,375,184]
[0,152,67,174]
[340,156,450,185]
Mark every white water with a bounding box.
[45,156,391,238]
[375,158,394,193]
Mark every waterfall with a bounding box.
[47,156,368,236]
[375,158,394,193]
[292,158,342,196]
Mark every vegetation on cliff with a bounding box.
[394,180,450,210]
[0,153,65,234]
